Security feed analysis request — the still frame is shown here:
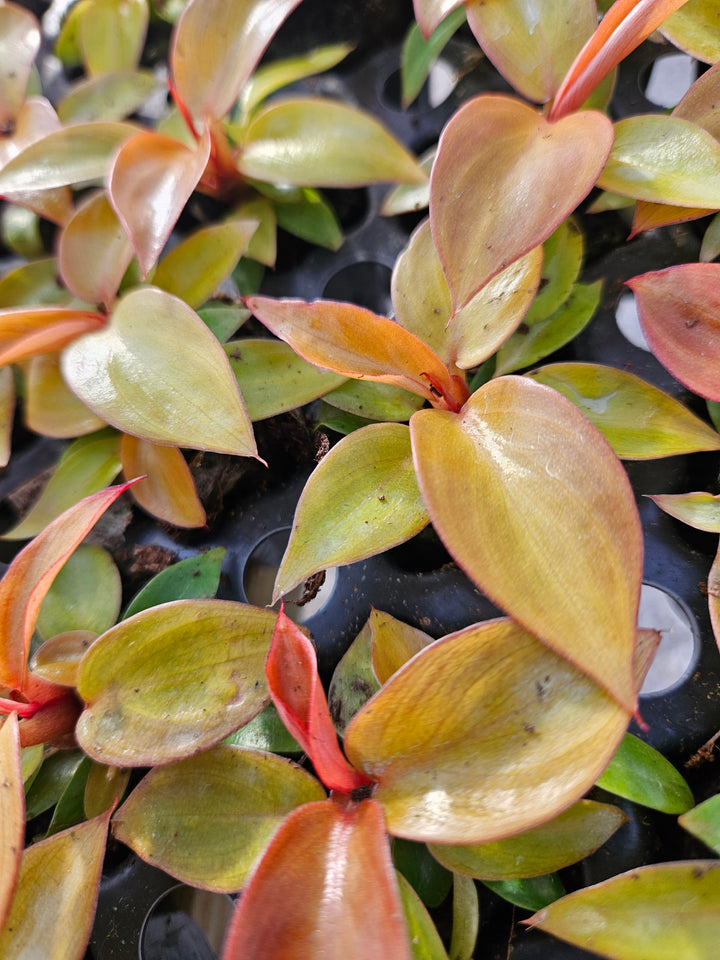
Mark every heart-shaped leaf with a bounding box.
[273,424,429,602]
[266,611,369,793]
[0,481,136,690]
[246,295,465,409]
[112,744,325,891]
[0,713,23,931]
[0,2,40,128]
[76,599,276,765]
[345,618,651,844]
[109,128,211,277]
[58,191,134,308]
[528,362,720,458]
[466,0,596,104]
[430,94,612,312]
[410,376,642,710]
[679,794,720,855]
[171,0,303,123]
[121,434,206,528]
[597,733,694,814]
[24,353,107,438]
[526,861,720,958]
[428,800,627,880]
[61,286,258,457]
[78,0,148,75]
[58,69,159,123]
[221,798,411,960]
[628,263,720,400]
[0,812,109,960]
[238,98,426,187]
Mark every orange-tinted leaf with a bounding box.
[0,365,14,466]
[273,424,428,602]
[628,263,720,400]
[58,191,133,308]
[410,376,642,710]
[0,712,23,931]
[674,59,720,138]
[78,0,148,75]
[61,286,258,457]
[551,0,692,120]
[0,812,109,960]
[526,861,720,958]
[246,295,465,409]
[345,618,649,844]
[31,630,98,687]
[171,0,302,122]
[0,306,104,351]
[222,798,411,960]
[465,0,596,104]
[0,481,136,689]
[0,316,105,366]
[369,608,433,685]
[266,610,368,793]
[24,352,107,438]
[0,2,40,128]
[121,434,205,528]
[413,0,465,38]
[430,94,612,312]
[112,744,325,892]
[108,128,211,277]
[631,201,714,236]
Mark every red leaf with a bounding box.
[222,798,411,960]
[266,610,370,794]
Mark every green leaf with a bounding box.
[597,733,694,814]
[679,793,720,854]
[273,188,343,250]
[225,338,346,421]
[238,97,427,187]
[2,430,122,540]
[450,874,479,960]
[198,301,249,342]
[123,547,226,619]
[61,286,258,457]
[527,861,720,958]
[523,219,584,325]
[0,258,69,308]
[273,423,429,602]
[57,69,159,123]
[25,750,85,820]
[46,756,93,836]
[527,362,720,458]
[322,379,425,423]
[401,7,466,109]
[315,402,375,435]
[78,0,148,75]
[112,744,324,891]
[495,280,602,375]
[76,599,276,765]
[327,618,380,736]
[429,800,627,880]
[396,871,449,960]
[224,702,301,754]
[0,713,23,932]
[37,543,121,641]
[370,608,434,685]
[393,838,452,909]
[662,0,720,62]
[485,873,564,911]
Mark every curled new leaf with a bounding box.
[273,424,429,602]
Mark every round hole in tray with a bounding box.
[243,528,338,624]
[139,885,234,960]
[323,261,393,316]
[637,582,699,697]
[615,291,651,351]
[641,53,698,109]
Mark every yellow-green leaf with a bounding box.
[410,376,642,711]
[57,69,158,123]
[0,713,23,931]
[24,352,106,438]
[76,599,276,765]
[30,630,98,687]
[0,365,14,467]
[112,744,325,891]
[273,423,429,602]
[528,362,720,458]
[78,0,148,75]
[369,608,434,685]
[37,542,121,640]
[679,794,720,855]
[648,491,720,532]
[527,861,720,959]
[396,872,449,960]
[429,800,627,880]
[61,286,258,457]
[662,0,720,62]
[321,379,424,423]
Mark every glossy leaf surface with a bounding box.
[401,7,465,108]
[598,115,720,207]
[597,733,694,813]
[0,812,108,960]
[171,0,303,122]
[122,547,225,619]
[238,98,426,187]
[62,286,257,456]
[370,608,434,685]
[430,94,612,312]
[37,542,121,640]
[485,873,564,911]
[225,338,345,421]
[222,798,411,960]
[429,800,626,880]
[239,43,352,118]
[121,434,206,528]
[246,296,463,408]
[78,0,148,75]
[662,0,720,62]
[410,376,642,710]
[679,794,720,854]
[649,491,720,532]
[109,128,211,276]
[528,363,720,458]
[24,353,106,438]
[0,481,134,689]
[345,617,641,844]
[266,611,368,793]
[465,0,596,104]
[58,69,158,123]
[0,2,40,127]
[30,631,98,687]
[274,424,428,601]
[113,744,325,891]
[396,872,449,960]
[322,379,424,423]
[76,599,276,765]
[628,263,720,400]
[0,713,22,932]
[527,861,720,958]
